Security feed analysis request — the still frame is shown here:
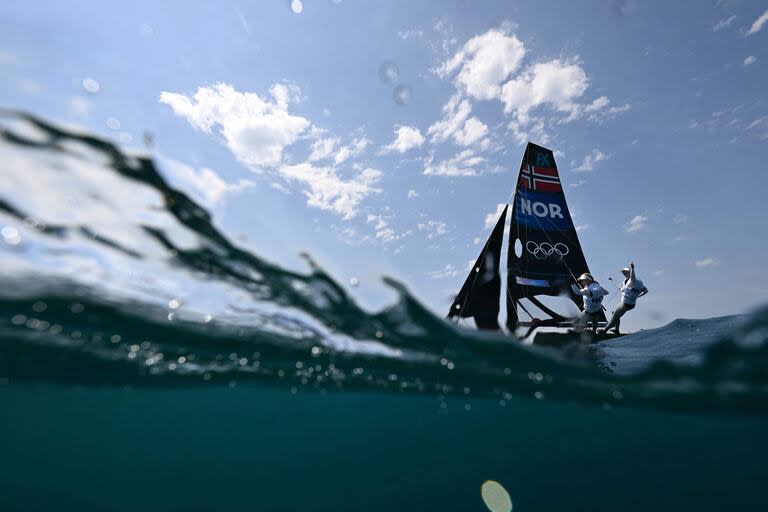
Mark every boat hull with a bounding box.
[531,331,625,348]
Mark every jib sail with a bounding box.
[447,205,507,330]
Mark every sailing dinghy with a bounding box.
[447,142,615,345]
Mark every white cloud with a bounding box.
[500,59,589,123]
[744,55,757,66]
[159,82,310,170]
[159,157,254,207]
[624,215,648,233]
[308,137,339,161]
[423,149,485,176]
[695,257,719,268]
[573,148,608,172]
[417,220,448,239]
[508,118,549,146]
[332,135,369,165]
[713,15,736,31]
[484,203,507,229]
[398,29,424,40]
[160,82,379,220]
[277,163,381,220]
[381,125,425,154]
[746,9,768,36]
[365,213,409,243]
[407,189,418,199]
[436,26,526,100]
[427,94,488,147]
[454,117,488,146]
[426,263,461,279]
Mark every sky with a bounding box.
[1,0,767,331]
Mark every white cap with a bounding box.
[621,267,630,273]
[577,273,593,282]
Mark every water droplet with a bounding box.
[106,117,121,130]
[349,277,359,287]
[119,132,133,144]
[375,330,383,338]
[82,78,100,94]
[138,23,153,37]
[177,356,187,364]
[378,61,399,83]
[534,391,544,400]
[480,481,513,512]
[290,0,303,14]
[311,346,322,356]
[168,298,181,309]
[110,335,121,343]
[70,303,84,313]
[1,226,21,245]
[11,315,27,325]
[393,85,411,105]
[31,301,47,313]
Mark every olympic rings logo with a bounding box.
[525,241,569,260]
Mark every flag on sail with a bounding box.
[518,163,562,192]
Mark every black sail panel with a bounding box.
[448,205,507,330]
[506,143,606,327]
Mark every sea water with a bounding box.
[1,112,767,511]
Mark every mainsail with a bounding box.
[448,142,605,331]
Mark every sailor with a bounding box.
[571,273,609,334]
[601,261,648,334]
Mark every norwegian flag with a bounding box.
[518,163,562,192]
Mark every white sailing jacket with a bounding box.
[571,282,609,313]
[620,266,648,306]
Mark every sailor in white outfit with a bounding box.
[602,262,648,334]
[571,273,609,334]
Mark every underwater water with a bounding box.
[1,112,768,511]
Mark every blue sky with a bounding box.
[1,0,767,331]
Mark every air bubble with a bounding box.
[393,85,412,105]
[82,78,100,94]
[378,61,399,83]
[1,226,21,245]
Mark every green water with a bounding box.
[2,385,767,511]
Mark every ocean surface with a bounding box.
[1,111,767,511]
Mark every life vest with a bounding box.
[583,282,608,313]
[620,278,646,305]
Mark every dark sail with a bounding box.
[505,142,605,329]
[447,205,507,330]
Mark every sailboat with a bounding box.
[447,142,613,345]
